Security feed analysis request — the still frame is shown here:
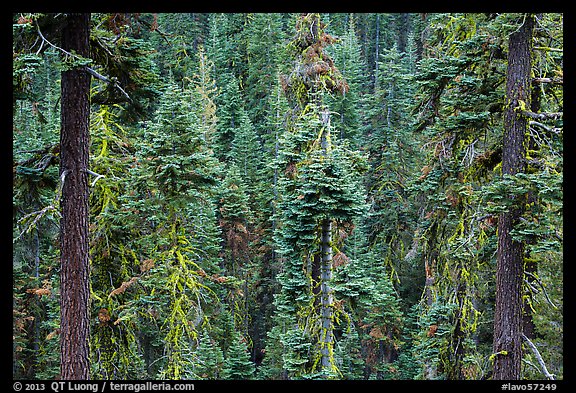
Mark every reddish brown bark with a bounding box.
[492,14,534,381]
[59,13,91,380]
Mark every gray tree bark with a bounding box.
[319,218,333,371]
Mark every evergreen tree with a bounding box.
[230,110,263,201]
[333,221,405,379]
[360,41,421,290]
[192,329,224,379]
[267,13,367,379]
[410,13,562,380]
[150,13,209,83]
[89,13,161,121]
[190,45,218,146]
[213,73,245,162]
[118,79,223,379]
[13,12,161,380]
[12,42,61,379]
[406,13,503,379]
[217,164,253,339]
[89,104,145,379]
[222,331,256,380]
[243,13,287,137]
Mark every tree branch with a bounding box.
[522,111,563,121]
[529,121,562,135]
[521,333,555,380]
[533,77,563,85]
[85,169,105,187]
[136,15,173,45]
[524,271,558,309]
[533,46,563,53]
[36,21,132,103]
[84,67,133,102]
[13,205,59,244]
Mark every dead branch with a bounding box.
[533,77,563,85]
[522,111,563,121]
[521,333,555,380]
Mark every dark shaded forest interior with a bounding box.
[12,12,563,381]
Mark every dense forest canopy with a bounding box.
[12,12,562,381]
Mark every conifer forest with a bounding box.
[12,12,563,382]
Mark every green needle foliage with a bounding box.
[13,12,562,381]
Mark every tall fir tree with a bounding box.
[266,13,367,379]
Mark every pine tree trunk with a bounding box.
[319,218,333,371]
[318,108,334,373]
[448,278,466,380]
[492,14,533,381]
[59,13,91,380]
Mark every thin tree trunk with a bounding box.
[319,218,333,371]
[318,107,334,373]
[59,13,91,380]
[305,105,334,374]
[492,14,533,381]
[448,278,466,380]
